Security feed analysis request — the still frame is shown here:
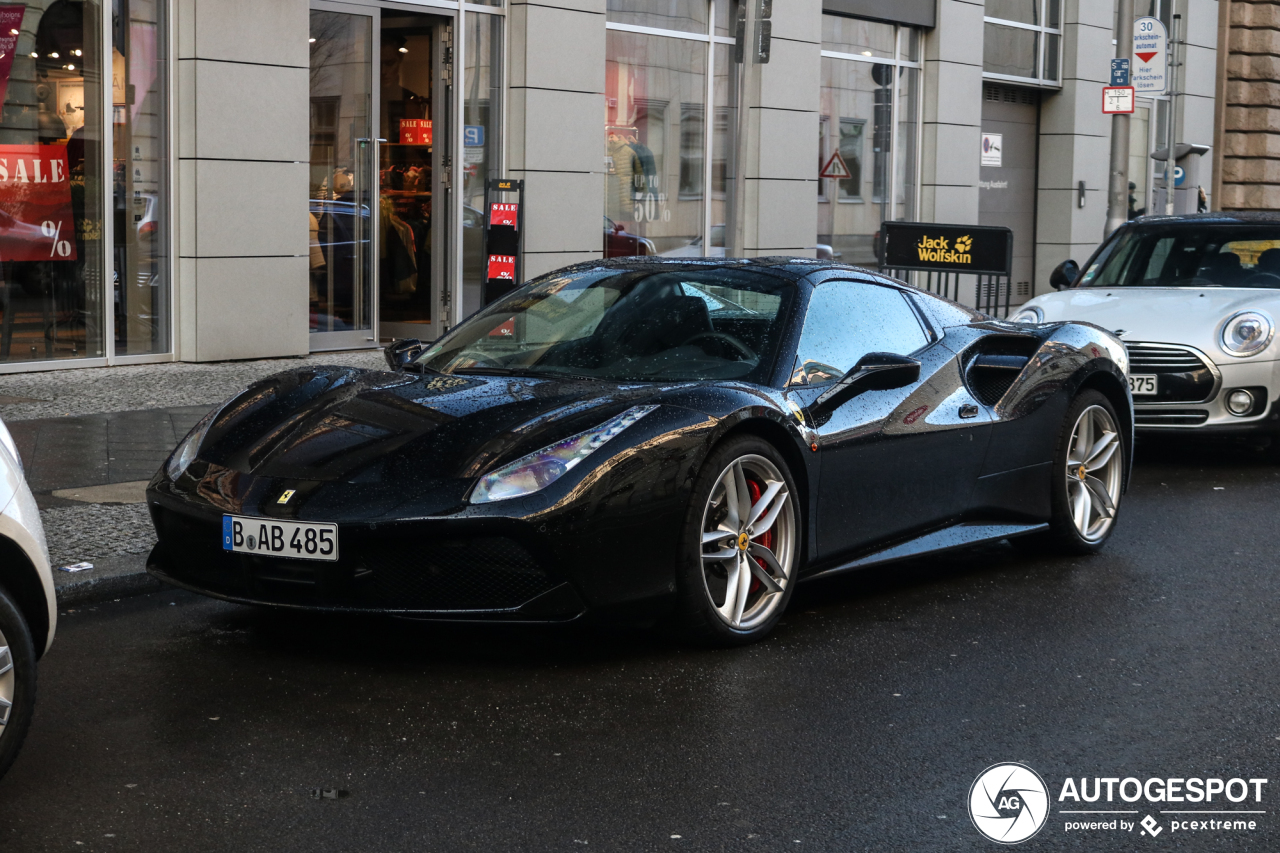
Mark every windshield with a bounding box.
[1079,225,1280,288]
[416,267,795,383]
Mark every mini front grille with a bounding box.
[1134,409,1210,426]
[1125,342,1210,372]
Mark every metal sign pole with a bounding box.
[1105,0,1134,236]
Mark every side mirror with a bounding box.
[1049,259,1080,290]
[384,338,424,371]
[805,352,922,424]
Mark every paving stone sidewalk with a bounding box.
[0,349,385,601]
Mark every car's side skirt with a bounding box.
[801,520,1050,581]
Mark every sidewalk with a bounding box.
[0,349,385,603]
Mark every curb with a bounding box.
[54,554,165,606]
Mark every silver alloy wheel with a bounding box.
[699,454,796,630]
[1065,404,1123,542]
[0,624,11,731]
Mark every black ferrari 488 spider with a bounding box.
[147,257,1132,644]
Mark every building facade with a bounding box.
[0,0,1221,372]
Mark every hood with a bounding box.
[1026,287,1280,362]
[199,366,672,488]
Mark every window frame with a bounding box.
[982,0,1063,87]
[819,21,924,225]
[605,1,735,256]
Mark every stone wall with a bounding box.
[1218,0,1280,209]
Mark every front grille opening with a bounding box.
[1135,409,1210,426]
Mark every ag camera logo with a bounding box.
[969,763,1050,844]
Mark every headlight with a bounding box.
[1010,306,1043,324]
[1220,310,1274,357]
[166,404,227,481]
[470,405,658,504]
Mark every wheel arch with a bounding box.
[0,536,49,658]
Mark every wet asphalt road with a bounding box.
[4,439,1280,852]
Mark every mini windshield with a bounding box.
[1079,225,1280,288]
[416,267,795,383]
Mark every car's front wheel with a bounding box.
[0,584,36,781]
[675,436,800,645]
[1033,389,1126,554]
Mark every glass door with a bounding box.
[310,2,377,350]
[377,7,450,344]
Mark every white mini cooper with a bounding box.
[1014,213,1280,435]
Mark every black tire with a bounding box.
[1017,389,1125,556]
[674,435,802,646]
[0,584,37,781]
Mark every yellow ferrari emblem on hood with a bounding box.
[277,489,296,504]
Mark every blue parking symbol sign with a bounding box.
[1110,58,1130,86]
[464,125,485,147]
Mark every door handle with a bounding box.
[959,404,979,419]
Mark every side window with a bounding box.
[791,281,929,385]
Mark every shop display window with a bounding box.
[0,0,106,364]
[819,16,920,268]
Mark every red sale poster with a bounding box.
[489,203,519,229]
[0,144,79,262]
[399,119,432,145]
[487,254,515,281]
[0,7,24,107]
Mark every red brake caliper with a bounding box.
[746,479,774,595]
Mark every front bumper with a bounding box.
[1134,357,1280,434]
[146,500,589,621]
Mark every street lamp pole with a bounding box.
[1105,0,1135,236]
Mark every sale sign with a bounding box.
[0,144,78,262]
[0,7,24,107]
[487,254,515,281]
[489,203,518,229]
[399,119,432,146]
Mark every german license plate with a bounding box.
[1128,374,1158,395]
[222,515,338,561]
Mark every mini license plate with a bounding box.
[1128,374,1158,396]
[222,515,338,561]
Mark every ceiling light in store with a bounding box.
[398,47,408,53]
[29,51,36,58]
[66,63,74,70]
[861,50,872,56]
[8,28,16,35]
[308,37,316,43]
[73,49,82,56]
[49,51,58,58]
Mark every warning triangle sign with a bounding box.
[820,152,852,180]
[1135,51,1158,63]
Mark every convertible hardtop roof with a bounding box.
[1130,211,1280,226]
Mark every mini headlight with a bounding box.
[1220,310,1274,357]
[1010,305,1043,324]
[166,404,226,481]
[470,405,658,504]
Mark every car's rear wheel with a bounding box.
[1024,390,1125,555]
[0,584,36,781]
[676,436,800,645]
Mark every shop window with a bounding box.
[606,0,708,35]
[819,18,920,267]
[0,0,107,364]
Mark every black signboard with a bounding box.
[482,178,525,305]
[880,221,1012,276]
